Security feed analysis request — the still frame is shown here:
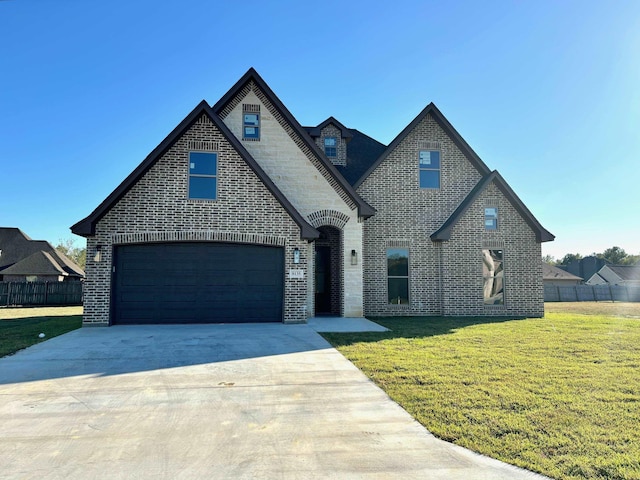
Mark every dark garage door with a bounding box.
[112,243,284,325]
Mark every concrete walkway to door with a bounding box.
[0,324,548,479]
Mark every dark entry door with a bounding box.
[112,242,284,324]
[315,245,331,314]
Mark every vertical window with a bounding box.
[485,207,498,230]
[482,249,504,305]
[242,104,260,140]
[324,137,337,157]
[419,150,440,189]
[387,248,409,304]
[188,152,217,200]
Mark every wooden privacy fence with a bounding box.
[545,284,640,302]
[0,282,83,307]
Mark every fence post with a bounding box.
[44,282,48,305]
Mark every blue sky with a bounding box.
[1,0,638,259]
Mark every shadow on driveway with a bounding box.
[0,323,329,385]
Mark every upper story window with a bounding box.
[324,137,337,157]
[188,152,217,200]
[485,207,498,230]
[419,150,440,189]
[242,104,260,140]
[387,248,409,305]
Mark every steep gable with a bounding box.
[431,171,555,243]
[355,103,491,189]
[71,101,319,240]
[212,68,374,218]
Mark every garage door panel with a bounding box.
[113,243,283,324]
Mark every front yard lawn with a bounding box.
[322,303,640,480]
[0,306,83,358]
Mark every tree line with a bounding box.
[543,246,640,266]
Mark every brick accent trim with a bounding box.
[111,230,287,247]
[307,210,350,229]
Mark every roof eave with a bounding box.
[212,68,374,219]
[355,103,492,189]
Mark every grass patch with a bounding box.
[322,307,640,479]
[0,306,83,358]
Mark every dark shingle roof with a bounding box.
[608,265,640,281]
[306,117,353,139]
[340,129,387,186]
[1,251,67,276]
[542,263,582,281]
[0,227,85,277]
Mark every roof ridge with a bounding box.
[353,102,491,188]
[430,170,554,243]
[71,100,319,241]
[211,68,374,218]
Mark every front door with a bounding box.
[314,245,331,314]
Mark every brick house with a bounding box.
[0,227,84,283]
[72,68,553,326]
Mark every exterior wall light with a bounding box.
[351,249,358,265]
[293,247,300,264]
[94,244,103,263]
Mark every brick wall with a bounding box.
[220,85,364,317]
[84,113,309,325]
[358,113,543,317]
[313,124,347,166]
[440,182,543,317]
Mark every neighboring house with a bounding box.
[586,265,640,286]
[72,68,554,326]
[0,227,85,282]
[542,263,582,286]
[558,256,609,284]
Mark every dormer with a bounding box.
[307,117,353,166]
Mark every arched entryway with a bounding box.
[314,226,342,316]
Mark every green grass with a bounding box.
[0,306,83,358]
[322,304,640,480]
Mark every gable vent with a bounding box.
[418,141,442,150]
[187,141,219,152]
[243,104,260,113]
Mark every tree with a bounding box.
[55,238,86,269]
[559,253,582,265]
[541,255,557,265]
[599,246,630,265]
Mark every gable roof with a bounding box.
[306,117,353,140]
[430,171,555,243]
[542,263,582,281]
[0,227,85,277]
[1,251,67,276]
[302,122,387,186]
[606,265,640,282]
[71,101,320,240]
[212,68,375,218]
[354,103,492,189]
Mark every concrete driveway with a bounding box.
[0,324,548,479]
